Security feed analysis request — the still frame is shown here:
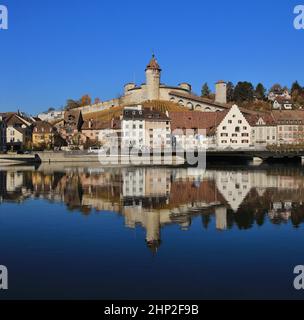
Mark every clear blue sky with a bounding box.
[0,0,303,115]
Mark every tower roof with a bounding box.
[146,54,161,71]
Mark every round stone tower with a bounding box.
[145,54,161,101]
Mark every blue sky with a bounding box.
[0,0,303,115]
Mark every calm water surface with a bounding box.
[1,163,304,299]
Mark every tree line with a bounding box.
[201,81,304,109]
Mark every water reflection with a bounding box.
[1,164,304,252]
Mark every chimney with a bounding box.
[215,81,227,104]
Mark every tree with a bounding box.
[201,83,211,98]
[291,81,302,95]
[226,82,235,102]
[233,81,255,103]
[80,94,92,107]
[255,83,266,100]
[65,99,81,111]
[270,83,282,94]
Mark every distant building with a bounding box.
[32,121,55,148]
[55,110,84,145]
[273,97,293,110]
[38,110,64,123]
[268,86,291,102]
[272,110,304,144]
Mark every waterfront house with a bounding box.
[4,113,34,151]
[32,121,55,149]
[216,104,251,149]
[245,113,277,148]
[272,110,304,145]
[121,105,170,150]
[169,111,227,150]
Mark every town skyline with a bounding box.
[0,0,303,114]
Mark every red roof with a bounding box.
[169,111,228,135]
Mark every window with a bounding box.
[238,120,242,124]
[235,127,240,132]
[228,120,232,124]
[222,126,227,130]
[243,126,247,130]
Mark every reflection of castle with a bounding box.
[2,166,304,250]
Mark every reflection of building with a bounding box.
[2,166,304,251]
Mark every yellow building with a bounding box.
[32,121,54,148]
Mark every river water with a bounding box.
[1,163,304,299]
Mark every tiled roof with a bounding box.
[33,121,54,133]
[245,113,277,126]
[272,110,304,122]
[169,111,228,135]
[146,54,161,71]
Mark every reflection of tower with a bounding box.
[145,54,161,101]
[215,206,227,231]
[145,211,161,254]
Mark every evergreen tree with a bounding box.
[233,81,255,103]
[201,83,211,98]
[255,83,266,100]
[226,82,235,102]
[291,81,302,95]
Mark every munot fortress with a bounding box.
[78,55,230,115]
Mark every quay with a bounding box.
[1,150,304,166]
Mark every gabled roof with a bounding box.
[245,113,277,126]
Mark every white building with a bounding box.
[38,110,64,123]
[216,105,251,149]
[121,105,171,150]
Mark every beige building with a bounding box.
[272,110,304,145]
[245,114,277,147]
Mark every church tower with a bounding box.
[145,54,161,101]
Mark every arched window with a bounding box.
[178,100,185,106]
[170,97,175,102]
[195,104,202,110]
[187,102,193,110]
